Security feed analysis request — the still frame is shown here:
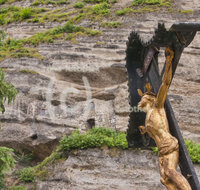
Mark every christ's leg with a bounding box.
[162,151,191,190]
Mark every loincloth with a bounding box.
[158,136,179,156]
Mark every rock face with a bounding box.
[36,149,164,190]
[36,148,200,190]
[1,16,200,158]
[0,0,200,188]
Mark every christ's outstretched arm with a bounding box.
[156,47,174,108]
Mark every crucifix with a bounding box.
[126,23,200,189]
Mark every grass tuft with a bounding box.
[74,2,84,8]
[18,168,35,182]
[31,0,69,6]
[102,21,122,28]
[116,8,130,15]
[10,185,27,190]
[178,9,193,14]
[0,6,48,25]
[19,69,39,75]
[20,8,32,20]
[131,0,171,6]
[92,2,110,16]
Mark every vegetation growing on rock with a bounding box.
[0,0,178,61]
[3,128,200,189]
[0,37,43,61]
[185,139,200,163]
[0,70,17,189]
[73,2,84,8]
[31,0,70,6]
[60,127,128,151]
[26,21,101,45]
[10,185,27,190]
[0,22,100,61]
[19,69,39,75]
[18,168,35,183]
[102,21,122,28]
[0,70,17,113]
[0,6,47,25]
[131,0,172,6]
[0,147,16,189]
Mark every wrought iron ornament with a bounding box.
[126,23,200,189]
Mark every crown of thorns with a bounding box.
[137,83,156,97]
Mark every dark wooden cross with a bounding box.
[126,23,200,189]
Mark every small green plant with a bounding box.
[0,0,8,4]
[132,0,161,5]
[60,127,128,151]
[0,30,6,45]
[19,69,39,75]
[102,21,122,28]
[31,0,69,6]
[85,28,101,36]
[20,8,32,20]
[116,8,130,15]
[0,147,16,189]
[19,167,35,182]
[10,185,27,190]
[32,16,39,23]
[178,10,193,14]
[131,0,171,6]
[185,139,200,163]
[74,2,84,8]
[84,0,106,3]
[92,2,110,16]
[0,70,17,113]
[56,0,69,5]
[31,0,40,6]
[84,0,117,3]
[14,150,36,166]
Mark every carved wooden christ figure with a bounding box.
[137,47,191,190]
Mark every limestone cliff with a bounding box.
[0,0,199,189]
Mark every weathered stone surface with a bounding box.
[35,148,200,190]
[0,0,199,187]
[1,18,200,157]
